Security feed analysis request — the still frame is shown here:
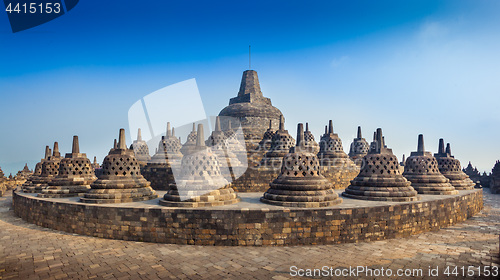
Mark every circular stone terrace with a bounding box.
[13,188,482,246]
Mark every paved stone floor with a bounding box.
[1,189,498,280]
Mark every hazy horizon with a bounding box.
[1,0,499,175]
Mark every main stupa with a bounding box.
[218,70,283,149]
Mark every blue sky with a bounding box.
[0,0,499,175]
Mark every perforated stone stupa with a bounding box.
[343,128,419,202]
[16,164,32,180]
[206,116,243,181]
[142,123,182,190]
[254,120,275,158]
[218,70,284,149]
[261,123,342,207]
[162,123,183,164]
[260,115,295,169]
[130,128,151,164]
[348,126,370,164]
[22,146,49,192]
[317,120,350,164]
[25,143,62,193]
[180,123,198,156]
[39,136,97,198]
[81,129,157,204]
[316,120,359,189]
[402,135,457,195]
[160,124,239,207]
[303,123,320,154]
[434,139,475,190]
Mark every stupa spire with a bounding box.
[53,142,60,157]
[167,122,172,137]
[446,143,452,155]
[113,139,117,149]
[44,145,50,159]
[417,134,425,153]
[237,70,263,98]
[118,129,127,149]
[196,124,205,147]
[172,127,175,137]
[438,138,445,154]
[357,126,362,138]
[279,115,284,130]
[376,128,383,151]
[296,123,304,147]
[215,116,221,132]
[328,120,333,134]
[137,128,142,141]
[72,136,80,154]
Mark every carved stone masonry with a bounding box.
[25,143,62,193]
[434,139,475,190]
[81,129,157,204]
[402,135,458,195]
[160,124,239,207]
[39,136,97,198]
[261,123,342,208]
[343,128,419,202]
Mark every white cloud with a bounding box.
[331,55,349,68]
[417,20,449,43]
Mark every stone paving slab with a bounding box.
[0,189,499,279]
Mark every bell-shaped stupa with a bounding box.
[163,123,183,164]
[22,146,49,192]
[81,129,157,204]
[261,123,342,207]
[27,142,62,193]
[256,120,275,153]
[316,120,359,189]
[348,126,370,164]
[343,128,419,201]
[143,123,183,191]
[317,120,350,164]
[206,117,243,180]
[260,115,295,169]
[129,128,151,164]
[92,156,100,169]
[39,136,97,198]
[434,139,475,190]
[301,123,320,154]
[402,135,458,195]
[160,124,239,207]
[15,163,33,180]
[218,70,284,149]
[180,123,198,156]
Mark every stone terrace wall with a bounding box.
[13,190,483,246]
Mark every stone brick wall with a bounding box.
[320,166,359,190]
[13,190,483,246]
[230,167,281,192]
[141,165,175,191]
